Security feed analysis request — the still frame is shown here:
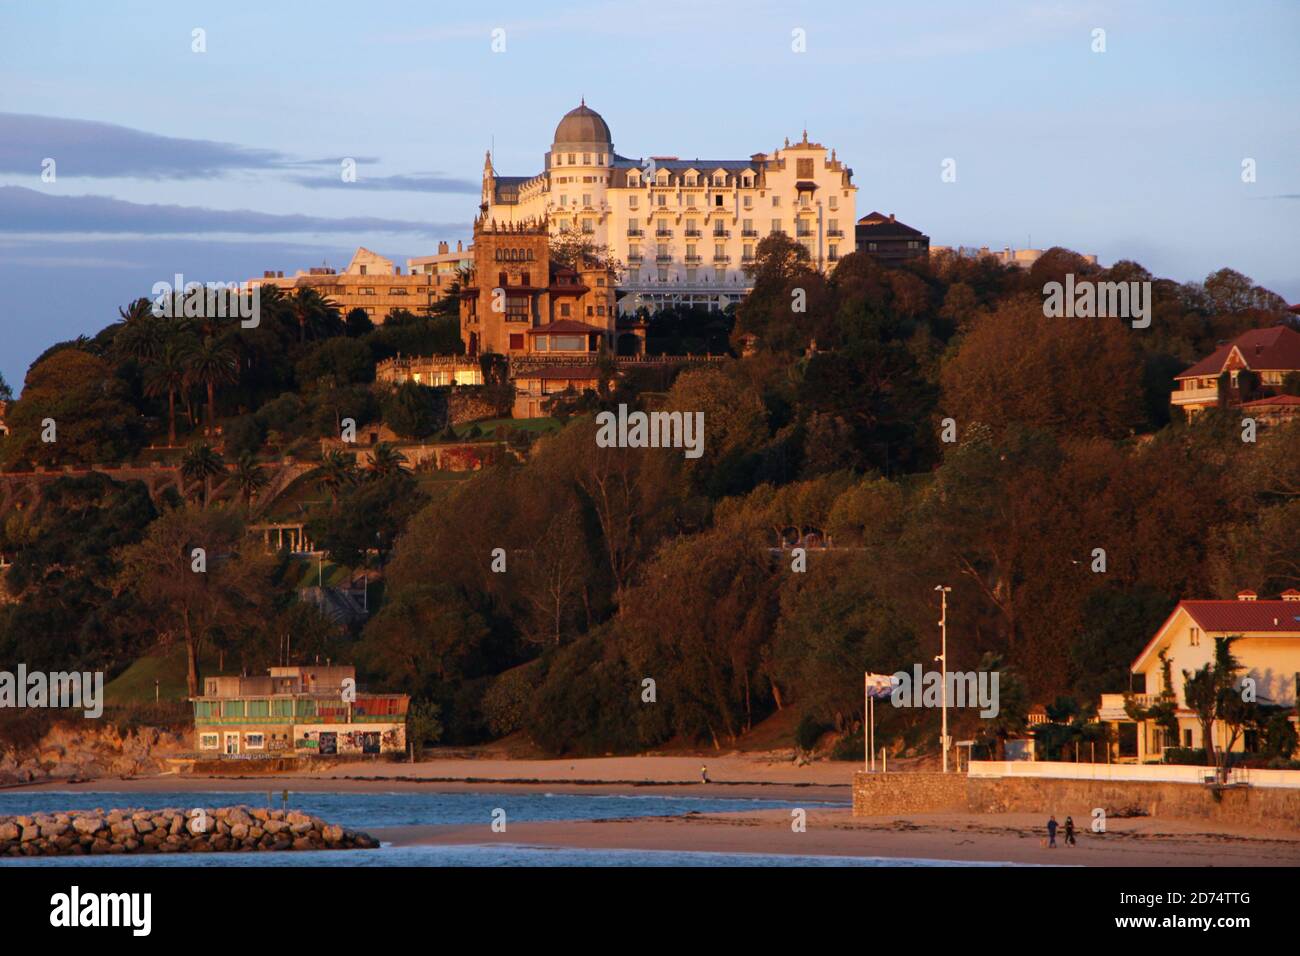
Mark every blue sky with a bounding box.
[1,0,1297,392]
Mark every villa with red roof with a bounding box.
[1171,325,1300,421]
[1099,590,1300,762]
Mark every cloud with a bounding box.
[0,186,461,237]
[289,171,478,193]
[0,112,302,179]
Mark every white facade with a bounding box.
[480,103,857,312]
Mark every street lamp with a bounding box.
[935,585,952,773]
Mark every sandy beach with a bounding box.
[378,808,1300,867]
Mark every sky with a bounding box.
[1,0,1297,392]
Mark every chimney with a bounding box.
[1281,589,1300,602]
[439,241,449,255]
[889,213,895,222]
[457,240,463,252]
[1236,590,1257,602]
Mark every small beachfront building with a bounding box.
[191,665,408,758]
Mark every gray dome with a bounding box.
[553,102,611,146]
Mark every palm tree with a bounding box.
[181,443,226,508]
[181,336,238,437]
[234,453,269,510]
[311,449,359,506]
[112,297,164,364]
[288,287,340,343]
[143,342,187,446]
[366,443,408,481]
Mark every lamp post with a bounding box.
[935,585,951,773]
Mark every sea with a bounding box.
[0,790,1010,867]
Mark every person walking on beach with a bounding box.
[1064,816,1076,847]
[700,765,709,783]
[1046,815,1058,848]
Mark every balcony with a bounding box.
[712,229,730,239]
[741,229,759,237]
[713,254,731,263]
[655,229,673,238]
[627,254,643,264]
[795,231,814,239]
[684,229,702,238]
[626,229,644,237]
[827,229,844,237]
[741,255,755,264]
[656,253,673,262]
[684,255,702,264]
[1171,386,1219,407]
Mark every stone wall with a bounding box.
[853,771,1300,829]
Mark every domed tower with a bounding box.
[545,100,613,245]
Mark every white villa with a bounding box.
[1099,590,1300,762]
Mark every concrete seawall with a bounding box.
[853,772,1300,828]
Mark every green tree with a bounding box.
[181,336,238,437]
[114,505,274,696]
[406,700,444,762]
[181,443,225,507]
[233,453,269,509]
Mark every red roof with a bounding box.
[1176,326,1300,379]
[1181,599,1300,632]
[1132,597,1300,671]
[1240,394,1300,408]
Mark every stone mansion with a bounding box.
[479,101,857,312]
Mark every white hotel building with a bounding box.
[479,102,857,313]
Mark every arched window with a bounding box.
[521,272,531,287]
[498,271,508,287]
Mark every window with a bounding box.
[743,244,753,260]
[560,302,571,317]
[245,733,265,750]
[521,272,530,286]
[568,153,575,164]
[797,158,814,178]
[629,196,638,208]
[359,265,368,275]
[772,195,781,207]
[686,194,696,207]
[1183,729,1193,748]
[195,700,216,718]
[509,333,524,350]
[1189,627,1200,647]
[714,194,723,207]
[586,305,594,316]
[771,219,782,234]
[498,271,508,287]
[743,196,752,209]
[582,193,591,207]
[222,700,246,718]
[200,733,219,750]
[829,244,838,260]
[247,699,269,718]
[829,195,837,210]
[583,153,590,164]
[358,287,375,296]
[657,267,668,282]
[272,699,293,717]
[554,334,584,351]
[582,219,594,234]
[657,194,666,206]
[715,267,727,282]
[390,287,407,295]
